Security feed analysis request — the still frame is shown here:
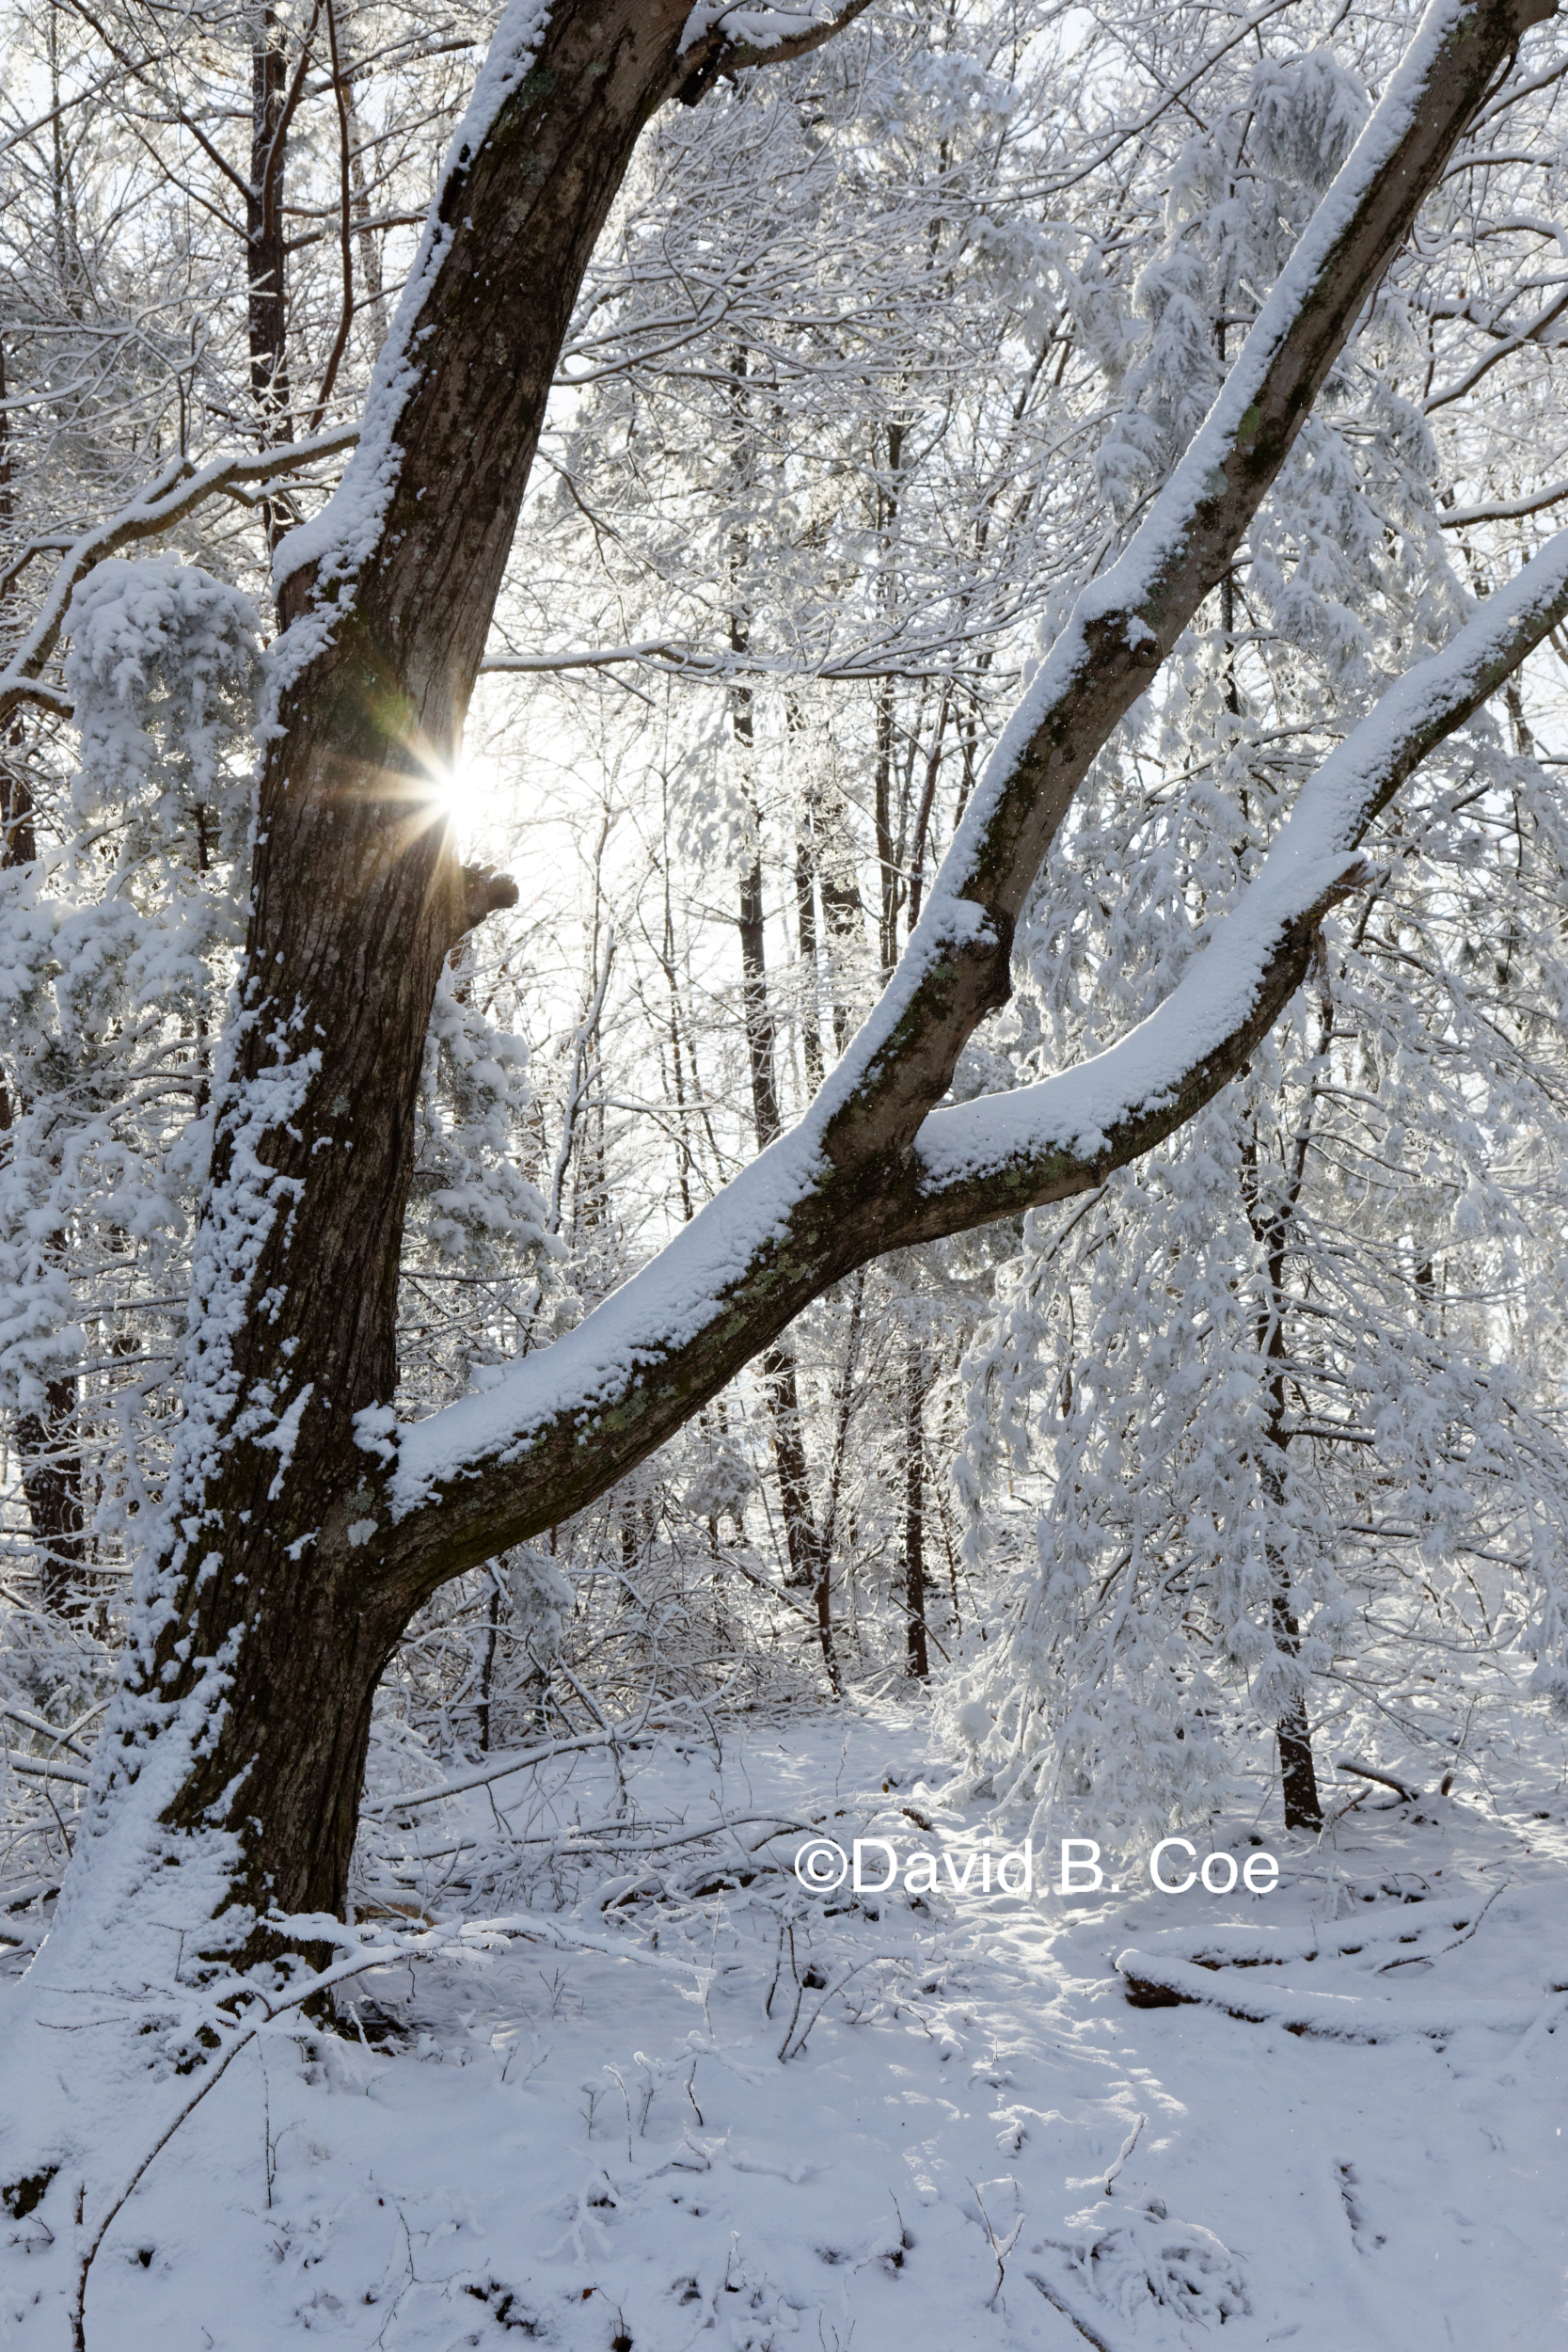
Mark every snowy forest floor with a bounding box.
[3,1695,1565,2350]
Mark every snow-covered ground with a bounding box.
[4,1697,1564,2349]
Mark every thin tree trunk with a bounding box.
[17,1381,88,1621]
[903,1334,927,1679]
[476,1576,500,1752]
[873,421,905,980]
[0,333,87,1616]
[816,776,866,1054]
[1270,1570,1323,1830]
[1243,981,1331,1834]
[730,410,825,1613]
[342,54,388,348]
[794,803,825,1094]
[249,6,296,548]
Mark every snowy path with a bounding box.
[3,1700,1563,2349]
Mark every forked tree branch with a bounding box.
[887,533,1568,1243]
[670,0,879,106]
[360,0,1560,1607]
[375,533,1568,1608]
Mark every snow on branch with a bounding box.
[674,0,878,103]
[372,0,1557,1564]
[479,635,1012,684]
[902,532,1568,1216]
[1440,476,1568,527]
[1115,1947,1547,2039]
[387,534,1568,1534]
[780,0,1556,1165]
[1,1747,92,1788]
[0,428,357,727]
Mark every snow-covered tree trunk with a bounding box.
[6,0,1563,2110]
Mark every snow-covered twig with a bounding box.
[1,1748,92,1788]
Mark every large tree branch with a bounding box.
[801,0,1552,1183]
[357,0,1558,1596]
[889,536,1568,1242]
[373,532,1568,1610]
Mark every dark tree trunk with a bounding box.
[794,806,826,1094]
[903,1336,927,1679]
[732,571,825,1613]
[815,778,866,1055]
[137,1,712,1931]
[1248,1067,1327,1836]
[248,8,297,549]
[18,1380,88,1621]
[739,830,829,1607]
[476,1576,500,1753]
[1272,1588,1323,1831]
[873,421,905,981]
[1,346,87,1614]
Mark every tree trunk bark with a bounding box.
[733,622,825,1607]
[794,803,826,1095]
[18,1378,88,1621]
[1248,1064,1327,1836]
[1272,1588,1323,1832]
[903,1335,927,1679]
[0,353,87,1614]
[248,8,296,549]
[119,1,708,1932]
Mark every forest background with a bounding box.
[1,0,1568,2037]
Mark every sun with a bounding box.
[439,748,507,853]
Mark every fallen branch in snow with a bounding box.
[66,1894,724,2344]
[1103,2111,1146,2194]
[1025,2266,1124,2352]
[1115,1947,1547,2039]
[1335,1756,1424,1802]
[776,1952,894,2062]
[1375,1878,1509,1972]
[971,2178,1025,2312]
[360,1722,648,1817]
